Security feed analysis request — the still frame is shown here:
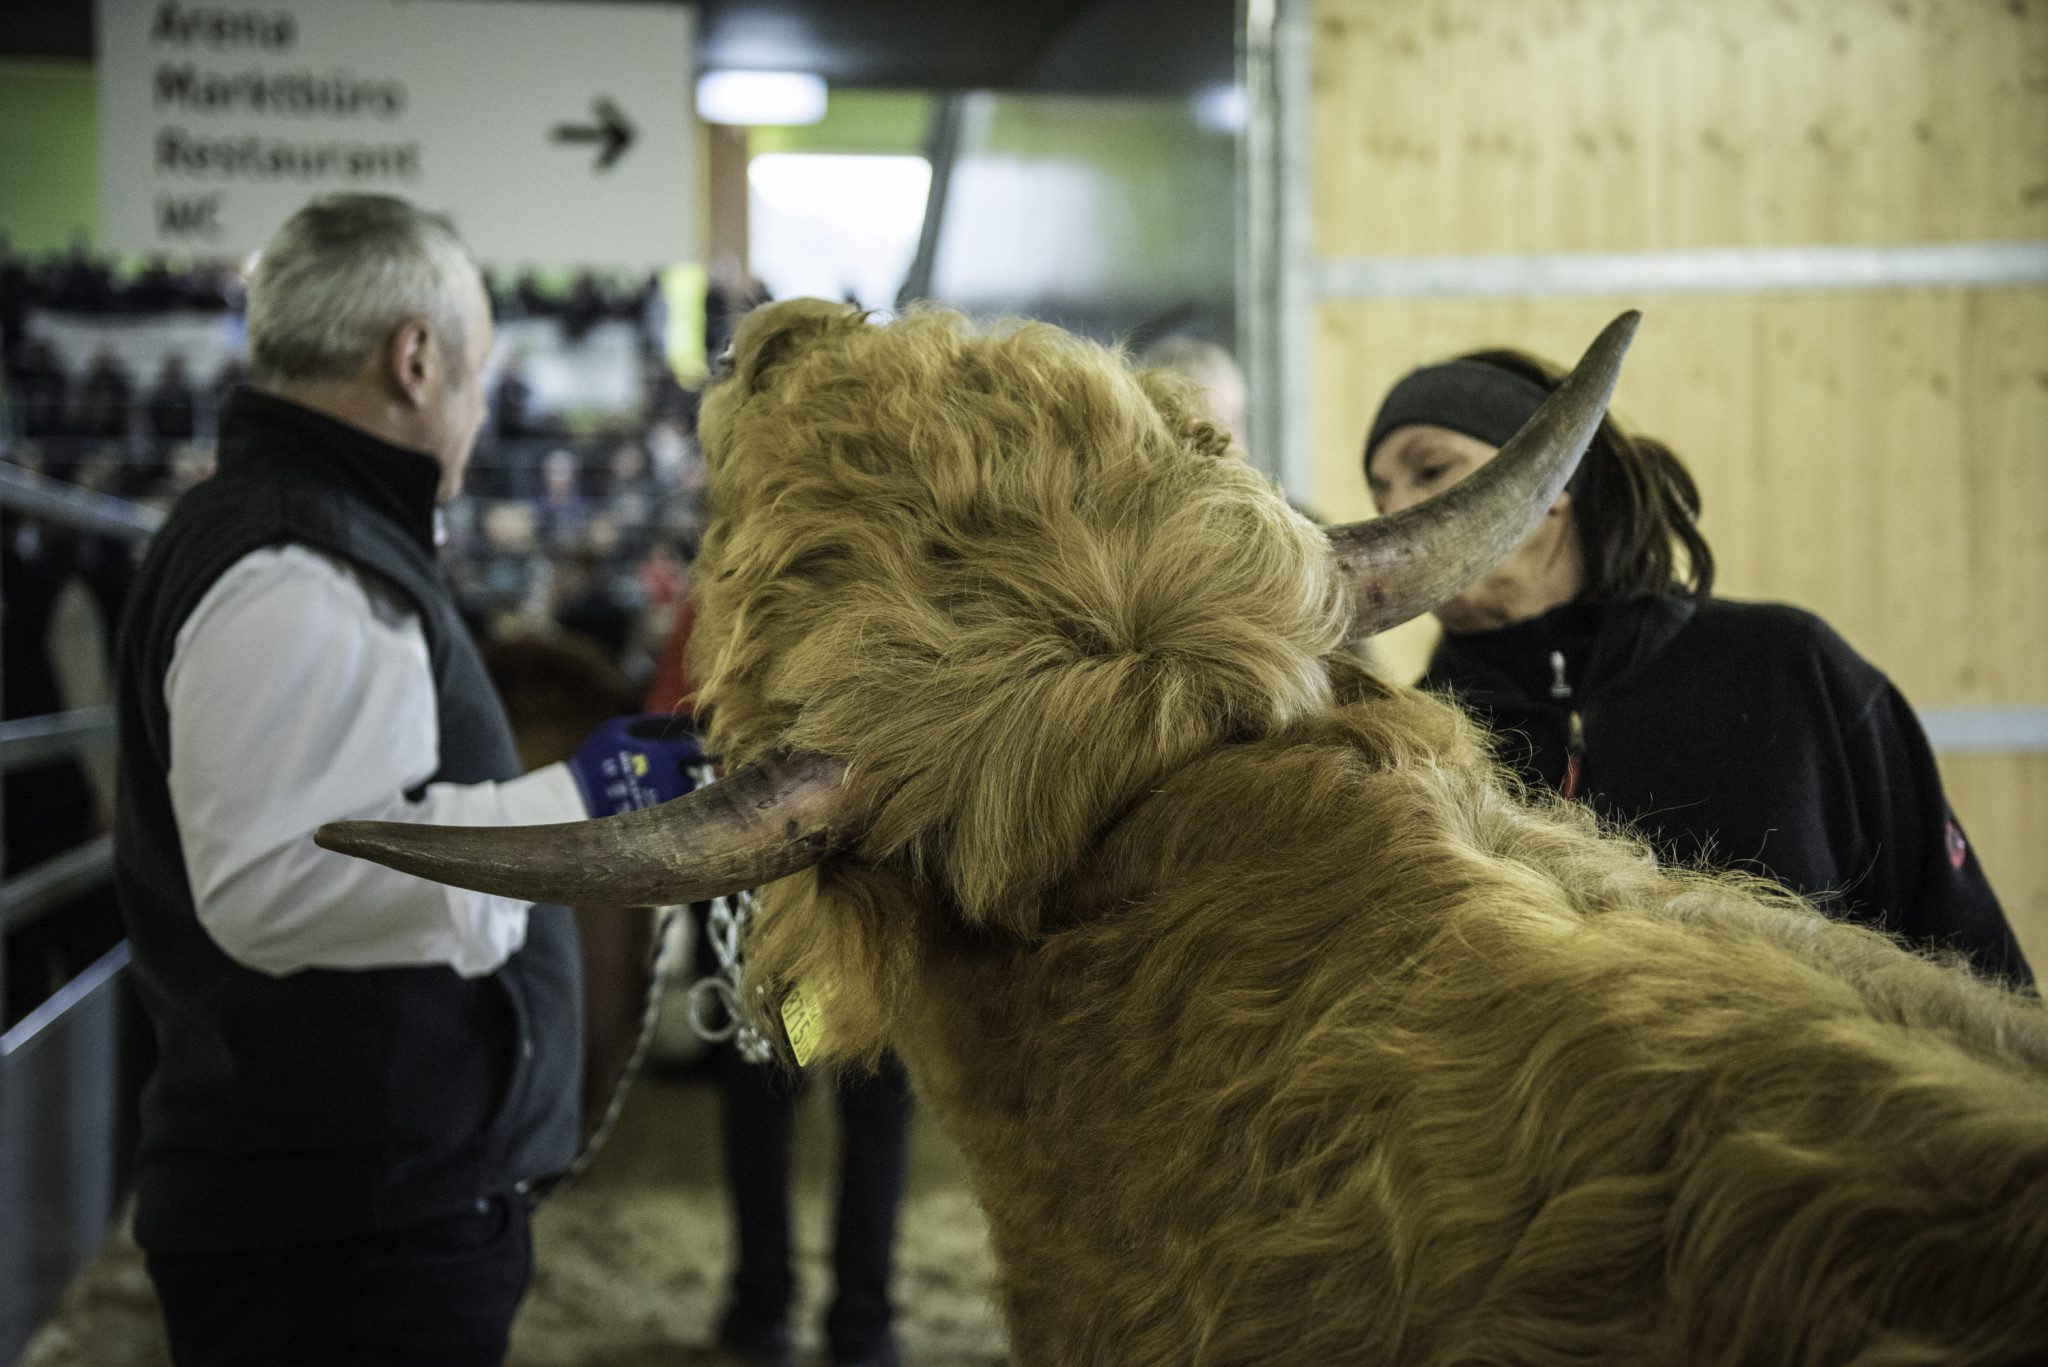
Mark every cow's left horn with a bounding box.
[315,749,856,906]
[1328,309,1640,640]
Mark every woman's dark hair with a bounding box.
[1457,347,1715,601]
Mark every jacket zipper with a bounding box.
[1549,650,1586,801]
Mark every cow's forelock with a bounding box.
[688,303,1344,1048]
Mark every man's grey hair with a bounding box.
[246,193,481,386]
[1137,336,1244,391]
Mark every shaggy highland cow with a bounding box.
[325,300,2048,1366]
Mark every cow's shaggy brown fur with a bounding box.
[688,298,2048,1366]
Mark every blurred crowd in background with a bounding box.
[0,236,781,700]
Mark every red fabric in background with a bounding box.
[644,592,698,716]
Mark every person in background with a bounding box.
[1363,347,2031,985]
[141,355,200,493]
[560,270,607,343]
[0,232,28,372]
[535,446,591,549]
[645,600,913,1367]
[1138,335,1248,455]
[491,352,537,440]
[13,339,71,439]
[128,255,183,313]
[601,437,657,553]
[72,347,133,439]
[47,230,115,313]
[145,355,197,446]
[551,549,638,668]
[113,192,698,1367]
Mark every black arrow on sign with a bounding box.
[551,97,636,171]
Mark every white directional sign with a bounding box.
[96,0,698,268]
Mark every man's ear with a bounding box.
[386,316,436,409]
[1547,488,1573,517]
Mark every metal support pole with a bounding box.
[1237,0,1312,502]
[897,92,968,310]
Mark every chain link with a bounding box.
[687,886,775,1064]
[681,761,776,1065]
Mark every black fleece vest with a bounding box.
[113,389,581,1252]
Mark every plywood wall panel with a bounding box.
[1314,287,2048,708]
[1312,0,2048,257]
[1940,753,2048,980]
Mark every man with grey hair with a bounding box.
[112,193,693,1365]
[1137,335,1248,455]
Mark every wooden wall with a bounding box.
[1308,0,2048,972]
[1313,0,2048,255]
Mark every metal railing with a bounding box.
[0,461,158,1026]
[0,833,118,938]
[0,941,133,1364]
[0,459,165,540]
[0,457,159,1366]
[0,704,116,774]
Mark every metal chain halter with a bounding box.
[687,885,775,1064]
[681,761,776,1065]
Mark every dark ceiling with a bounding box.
[2,0,1232,93]
[700,0,1100,88]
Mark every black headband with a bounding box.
[1364,359,1556,464]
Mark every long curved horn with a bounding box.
[1330,309,1641,639]
[315,750,856,907]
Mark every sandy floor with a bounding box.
[18,1068,1008,1367]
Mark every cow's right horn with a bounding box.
[315,749,857,907]
[1327,309,1641,640]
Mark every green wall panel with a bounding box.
[0,61,101,256]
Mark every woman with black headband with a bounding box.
[1363,348,2032,985]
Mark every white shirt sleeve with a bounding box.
[165,545,587,978]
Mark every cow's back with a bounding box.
[888,693,2048,1367]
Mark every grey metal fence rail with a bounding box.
[0,459,165,540]
[0,461,158,1020]
[0,704,116,775]
[0,456,160,1366]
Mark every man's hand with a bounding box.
[566,714,709,817]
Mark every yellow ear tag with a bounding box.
[780,981,827,1068]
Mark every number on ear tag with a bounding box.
[780,980,826,1067]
